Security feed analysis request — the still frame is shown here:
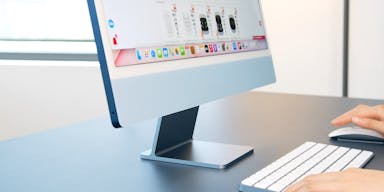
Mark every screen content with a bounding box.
[101,0,268,67]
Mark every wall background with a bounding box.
[0,61,107,141]
[258,0,344,97]
[349,0,384,100]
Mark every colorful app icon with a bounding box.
[204,44,209,53]
[179,46,186,56]
[143,49,150,58]
[194,45,201,54]
[112,34,118,45]
[208,44,214,52]
[213,44,218,52]
[163,48,169,58]
[190,45,196,55]
[200,44,205,51]
[243,42,248,49]
[238,42,242,50]
[136,50,142,60]
[169,48,175,56]
[156,48,163,58]
[232,42,237,51]
[150,49,156,58]
[221,43,226,52]
[108,19,115,28]
[185,45,191,55]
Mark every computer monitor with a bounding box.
[87,0,275,169]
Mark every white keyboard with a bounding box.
[239,142,374,192]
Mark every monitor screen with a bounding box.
[88,0,275,127]
[102,0,268,67]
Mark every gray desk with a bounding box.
[1,92,383,192]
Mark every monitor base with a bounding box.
[140,106,253,169]
[141,140,253,169]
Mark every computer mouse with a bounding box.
[329,126,384,143]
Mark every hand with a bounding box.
[331,104,384,135]
[285,168,384,192]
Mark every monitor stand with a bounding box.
[140,107,253,169]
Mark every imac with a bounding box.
[87,0,275,169]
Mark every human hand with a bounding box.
[331,104,384,135]
[285,168,384,192]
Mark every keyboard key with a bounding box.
[325,149,361,172]
[343,151,374,170]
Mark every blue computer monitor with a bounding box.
[88,0,275,169]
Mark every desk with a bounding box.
[1,92,383,192]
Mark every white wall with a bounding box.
[258,0,344,97]
[0,61,108,141]
[349,0,384,100]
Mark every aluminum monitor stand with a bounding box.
[141,107,253,169]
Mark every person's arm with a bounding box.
[331,104,384,135]
[285,168,384,192]
[285,104,384,192]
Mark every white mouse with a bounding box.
[329,126,384,143]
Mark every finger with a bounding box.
[286,181,343,192]
[301,172,341,182]
[285,172,341,192]
[285,180,306,192]
[331,105,379,126]
[331,116,352,126]
[352,117,384,135]
[331,106,365,126]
